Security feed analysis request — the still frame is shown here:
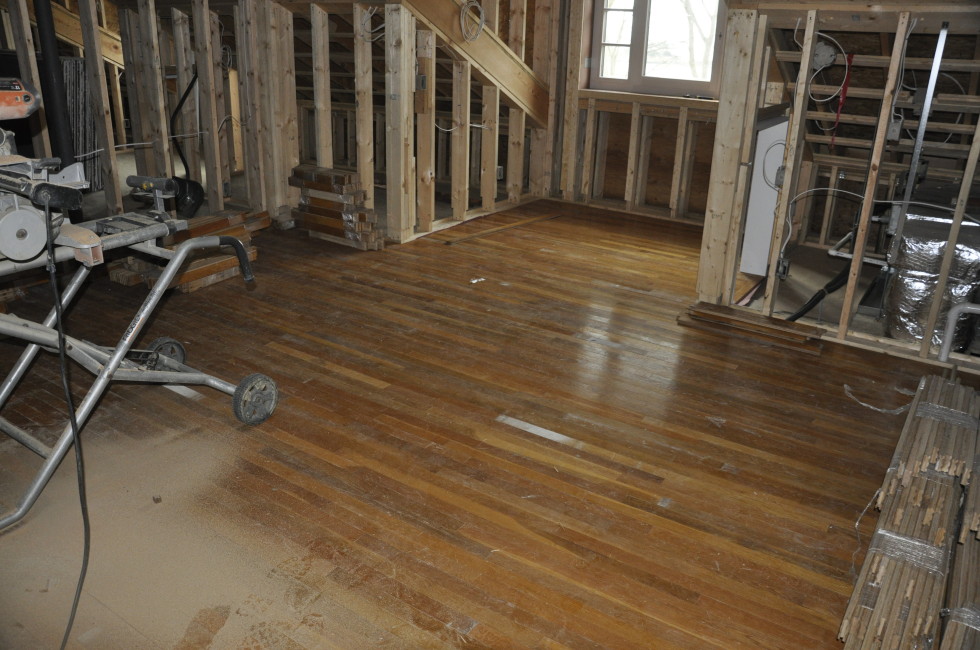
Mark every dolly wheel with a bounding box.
[147,337,186,364]
[233,373,279,425]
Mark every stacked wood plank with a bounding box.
[289,165,383,251]
[678,301,823,355]
[840,375,979,649]
[107,209,270,293]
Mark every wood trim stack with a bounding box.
[289,165,383,251]
[678,301,823,354]
[840,375,980,648]
[944,476,980,649]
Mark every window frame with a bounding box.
[589,0,729,99]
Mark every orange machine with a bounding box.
[0,78,40,121]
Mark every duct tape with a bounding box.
[868,530,947,576]
[916,402,980,431]
[948,607,980,631]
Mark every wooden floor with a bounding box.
[0,200,933,648]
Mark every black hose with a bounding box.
[786,263,852,322]
[169,73,198,179]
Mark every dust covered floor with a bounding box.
[0,200,929,648]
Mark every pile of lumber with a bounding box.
[289,165,383,251]
[107,209,270,293]
[840,375,979,649]
[678,301,823,355]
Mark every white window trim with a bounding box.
[589,0,728,99]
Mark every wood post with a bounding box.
[623,103,641,208]
[79,0,122,213]
[353,2,375,210]
[695,9,764,304]
[559,0,585,200]
[480,85,499,211]
[506,108,525,203]
[384,4,416,242]
[416,29,436,232]
[119,9,151,174]
[192,0,223,211]
[210,10,230,194]
[837,12,911,338]
[171,8,200,182]
[451,60,471,219]
[762,11,816,314]
[236,0,266,211]
[311,4,334,168]
[527,0,554,197]
[8,0,50,157]
[137,0,173,178]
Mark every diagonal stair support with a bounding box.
[399,0,549,127]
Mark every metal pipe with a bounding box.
[32,0,75,164]
[890,23,949,259]
[938,302,980,362]
[0,221,172,275]
[0,265,89,411]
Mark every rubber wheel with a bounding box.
[147,336,186,364]
[232,373,279,425]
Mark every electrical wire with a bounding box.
[793,18,850,106]
[761,140,785,191]
[460,0,485,42]
[788,186,980,224]
[42,199,90,650]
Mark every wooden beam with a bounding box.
[918,104,980,357]
[236,0,266,211]
[105,62,126,147]
[401,0,548,127]
[137,0,173,179]
[481,0,497,32]
[78,0,122,214]
[21,0,124,66]
[633,115,654,208]
[695,9,763,304]
[580,99,597,201]
[527,0,555,197]
[7,0,50,157]
[311,4,334,167]
[669,107,690,219]
[416,28,436,232]
[384,4,416,242]
[451,59,471,219]
[119,10,150,174]
[210,10,230,194]
[193,0,224,211]
[480,84,499,211]
[559,0,585,200]
[837,12,911,338]
[623,103,641,208]
[506,108,525,203]
[171,9,199,182]
[353,2,375,209]
[507,0,526,58]
[275,2,300,212]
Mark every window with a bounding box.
[590,0,728,98]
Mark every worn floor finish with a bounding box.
[0,200,926,648]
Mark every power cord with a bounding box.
[42,199,91,650]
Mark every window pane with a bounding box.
[644,0,719,82]
[602,10,633,45]
[604,0,633,8]
[600,45,630,79]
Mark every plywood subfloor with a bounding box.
[0,200,930,648]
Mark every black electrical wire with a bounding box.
[42,199,90,650]
[786,262,852,322]
[170,73,198,180]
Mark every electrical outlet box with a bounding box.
[496,166,503,180]
[776,258,791,280]
[774,165,786,188]
[887,116,903,141]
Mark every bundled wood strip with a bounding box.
[943,498,980,648]
[290,165,383,251]
[840,375,979,649]
[107,210,269,293]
